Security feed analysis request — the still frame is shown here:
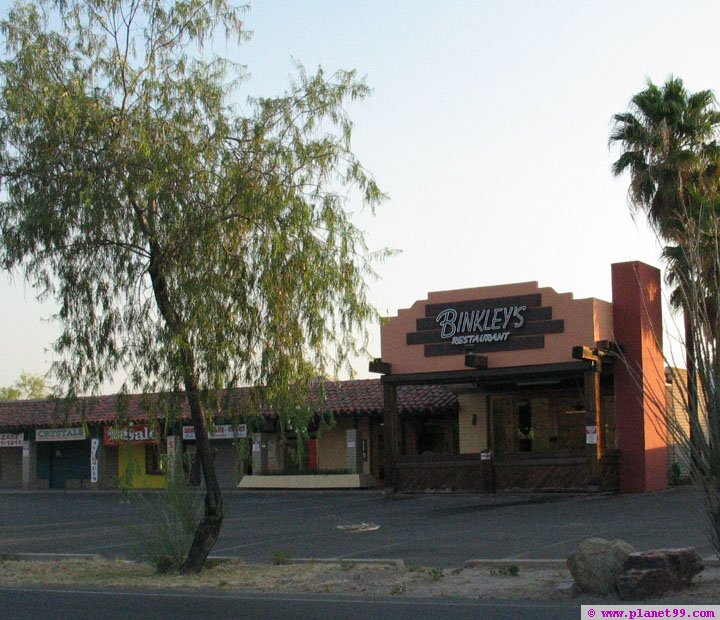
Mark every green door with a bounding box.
[38,441,89,489]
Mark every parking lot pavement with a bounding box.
[0,486,712,568]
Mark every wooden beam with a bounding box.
[464,353,488,369]
[381,361,591,385]
[584,367,603,482]
[595,340,622,355]
[369,358,391,374]
[573,345,598,362]
[382,383,399,492]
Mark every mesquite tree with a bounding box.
[0,0,384,572]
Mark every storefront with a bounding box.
[0,387,437,490]
[0,432,25,488]
[35,427,91,489]
[372,261,668,493]
[239,380,457,488]
[103,424,165,489]
[182,424,249,488]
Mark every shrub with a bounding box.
[126,454,203,574]
[271,550,290,565]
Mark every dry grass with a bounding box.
[0,558,401,593]
[1,557,719,601]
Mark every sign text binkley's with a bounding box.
[405,293,562,357]
[436,305,527,345]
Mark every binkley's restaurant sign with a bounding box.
[406,294,564,357]
[103,425,160,446]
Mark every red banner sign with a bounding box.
[103,425,160,446]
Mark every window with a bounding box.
[145,444,163,475]
[516,400,532,452]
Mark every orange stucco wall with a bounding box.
[611,261,667,493]
[381,281,613,374]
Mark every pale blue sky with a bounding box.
[2,0,719,390]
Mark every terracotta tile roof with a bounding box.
[0,395,150,430]
[0,379,457,430]
[320,380,458,416]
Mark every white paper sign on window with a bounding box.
[182,424,248,440]
[0,433,24,448]
[585,425,598,445]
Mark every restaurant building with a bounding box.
[372,261,668,493]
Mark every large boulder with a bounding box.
[567,538,636,594]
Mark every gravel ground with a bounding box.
[1,557,718,602]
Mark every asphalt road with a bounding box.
[0,586,581,620]
[0,486,712,567]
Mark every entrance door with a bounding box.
[37,441,89,489]
[491,396,514,454]
[516,400,533,452]
[492,397,535,454]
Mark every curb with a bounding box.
[4,553,405,569]
[287,558,405,568]
[207,555,405,568]
[464,558,566,569]
[4,553,103,561]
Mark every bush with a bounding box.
[489,564,520,577]
[126,455,203,573]
[271,550,290,565]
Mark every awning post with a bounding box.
[382,382,398,492]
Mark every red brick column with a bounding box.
[612,261,667,493]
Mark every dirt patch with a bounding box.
[1,557,718,601]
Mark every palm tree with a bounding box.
[610,76,720,435]
[610,77,720,231]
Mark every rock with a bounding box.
[666,547,704,585]
[554,580,578,599]
[616,568,674,600]
[567,538,636,594]
[624,550,669,571]
[617,548,704,599]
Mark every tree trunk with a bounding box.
[144,237,224,574]
[684,308,700,460]
[179,376,224,574]
[685,310,698,426]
